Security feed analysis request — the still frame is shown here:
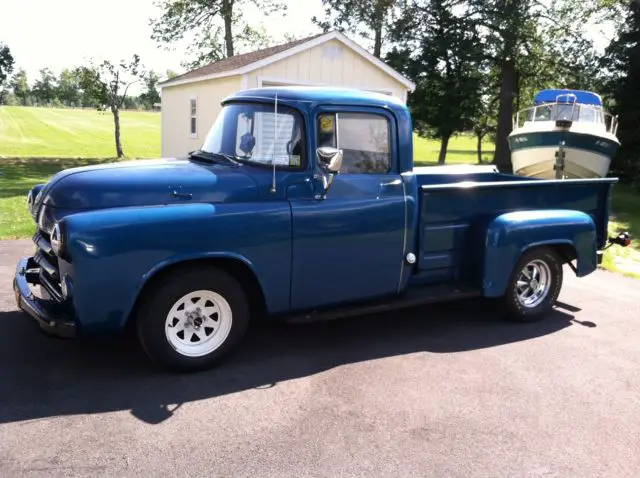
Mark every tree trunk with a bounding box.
[373,27,383,58]
[222,0,234,57]
[371,0,389,58]
[438,134,450,165]
[476,132,484,164]
[492,59,517,173]
[112,106,124,158]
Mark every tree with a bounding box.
[312,0,399,58]
[9,68,29,105]
[466,0,603,172]
[388,0,483,164]
[463,0,541,172]
[178,20,274,70]
[32,68,58,105]
[56,68,81,106]
[471,80,499,164]
[149,0,286,68]
[78,55,142,158]
[76,66,108,108]
[139,70,161,109]
[600,0,640,187]
[0,42,14,88]
[122,95,140,110]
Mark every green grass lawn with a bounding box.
[602,184,640,279]
[0,106,160,159]
[413,133,495,165]
[0,158,115,238]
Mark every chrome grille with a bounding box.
[33,230,62,301]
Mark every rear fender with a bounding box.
[483,209,597,297]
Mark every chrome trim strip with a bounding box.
[33,253,58,280]
[397,175,408,294]
[39,272,63,303]
[34,233,53,255]
[420,177,618,192]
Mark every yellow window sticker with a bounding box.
[320,115,334,132]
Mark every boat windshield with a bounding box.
[527,103,604,124]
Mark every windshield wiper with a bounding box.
[213,152,242,166]
[188,150,241,166]
[188,150,216,163]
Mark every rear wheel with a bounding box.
[502,247,563,322]
[136,267,250,372]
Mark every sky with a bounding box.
[1,0,327,91]
[1,0,616,94]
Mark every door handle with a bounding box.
[380,179,402,187]
[377,178,403,199]
[171,190,193,200]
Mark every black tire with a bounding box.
[135,266,250,372]
[502,247,563,322]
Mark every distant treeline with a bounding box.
[1,66,163,111]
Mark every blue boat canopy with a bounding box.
[534,89,603,107]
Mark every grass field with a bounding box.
[602,185,640,279]
[0,106,160,159]
[0,106,637,278]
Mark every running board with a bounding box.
[283,284,481,324]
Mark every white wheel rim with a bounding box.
[516,259,552,309]
[164,290,233,357]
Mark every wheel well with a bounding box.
[518,243,577,277]
[547,243,577,264]
[126,258,267,329]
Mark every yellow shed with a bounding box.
[158,30,416,158]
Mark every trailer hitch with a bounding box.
[609,231,632,248]
[595,232,631,266]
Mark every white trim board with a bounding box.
[257,76,396,95]
[159,31,416,92]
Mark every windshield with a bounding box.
[528,103,605,124]
[200,103,305,169]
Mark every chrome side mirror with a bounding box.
[316,146,343,196]
[317,146,343,173]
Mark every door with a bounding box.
[289,107,407,310]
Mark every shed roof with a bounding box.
[159,31,416,91]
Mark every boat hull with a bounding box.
[508,130,619,179]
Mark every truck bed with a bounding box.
[413,167,616,286]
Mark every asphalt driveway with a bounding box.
[1,239,639,477]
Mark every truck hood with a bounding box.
[37,158,260,210]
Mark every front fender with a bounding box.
[61,201,291,334]
[483,209,597,297]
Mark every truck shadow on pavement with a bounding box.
[0,299,583,425]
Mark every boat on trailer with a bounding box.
[508,89,620,179]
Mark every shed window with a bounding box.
[190,98,197,136]
[317,112,391,173]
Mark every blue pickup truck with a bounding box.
[14,87,629,372]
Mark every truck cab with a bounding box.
[14,87,627,372]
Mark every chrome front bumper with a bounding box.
[13,257,77,338]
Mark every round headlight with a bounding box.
[50,222,64,257]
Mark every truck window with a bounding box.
[201,103,305,169]
[317,112,391,174]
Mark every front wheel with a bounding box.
[135,267,250,372]
[502,247,563,322]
